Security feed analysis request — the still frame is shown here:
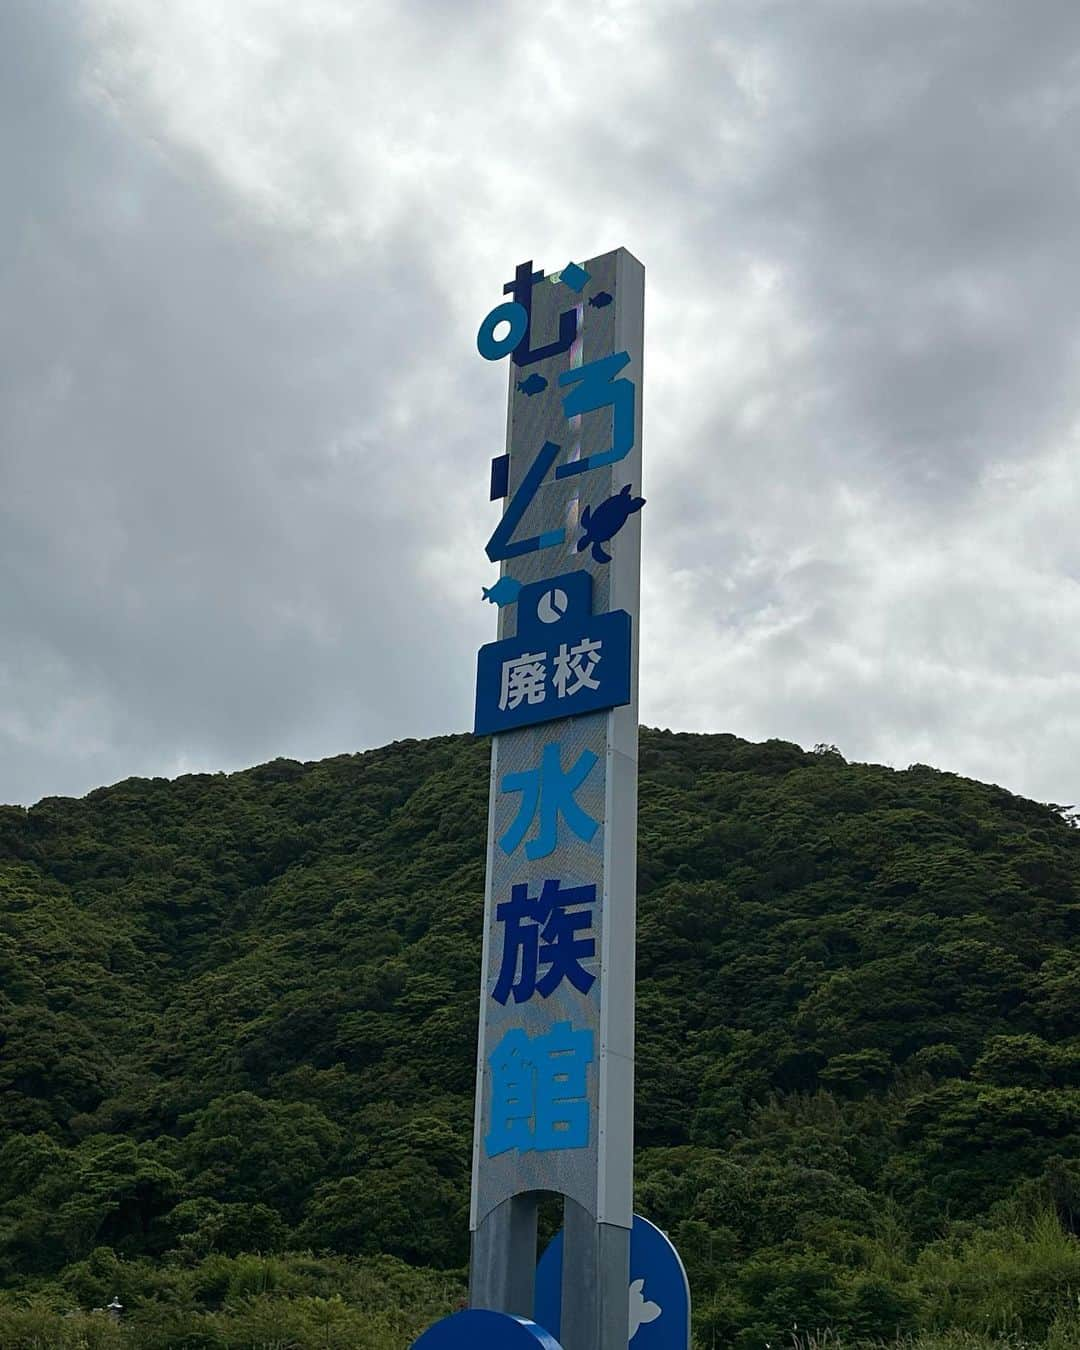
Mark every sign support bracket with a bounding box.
[469,1193,539,1318]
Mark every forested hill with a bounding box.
[2,730,1079,1349]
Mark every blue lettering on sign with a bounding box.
[498,741,599,860]
[503,260,578,368]
[486,440,566,563]
[478,298,638,560]
[555,352,635,479]
[493,879,597,1005]
[475,268,639,564]
[476,301,529,361]
[485,1021,594,1157]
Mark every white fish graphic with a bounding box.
[629,1277,662,1339]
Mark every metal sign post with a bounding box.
[468,249,645,1350]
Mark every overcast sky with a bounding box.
[3,0,1080,810]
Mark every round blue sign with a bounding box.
[534,1214,690,1348]
[412,1309,564,1350]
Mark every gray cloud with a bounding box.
[3,0,1080,807]
[1,0,487,804]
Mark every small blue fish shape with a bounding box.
[516,373,548,396]
[588,291,613,308]
[482,576,522,607]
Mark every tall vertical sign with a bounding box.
[469,250,645,1350]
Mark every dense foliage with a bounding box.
[0,730,1078,1348]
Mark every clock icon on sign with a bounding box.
[537,588,569,624]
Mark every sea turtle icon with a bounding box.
[577,484,646,564]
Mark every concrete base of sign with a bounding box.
[470,1193,538,1317]
[560,1198,630,1350]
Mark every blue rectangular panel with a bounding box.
[489,453,510,500]
[474,610,631,736]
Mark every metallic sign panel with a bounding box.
[471,249,644,1233]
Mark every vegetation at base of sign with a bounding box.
[0,1251,461,1347]
[0,729,1078,1348]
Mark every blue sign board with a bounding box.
[412,1310,564,1350]
[534,1215,690,1349]
[474,572,632,735]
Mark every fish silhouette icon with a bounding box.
[629,1278,661,1339]
[481,576,522,607]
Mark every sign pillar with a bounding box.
[469,249,645,1350]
